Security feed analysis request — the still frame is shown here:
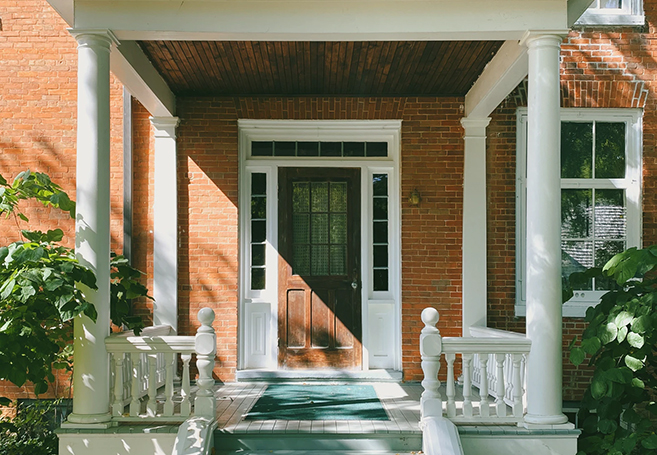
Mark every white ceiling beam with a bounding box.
[72,0,569,42]
[464,40,528,119]
[110,40,176,117]
[567,0,596,26]
[47,0,74,26]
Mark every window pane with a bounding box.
[373,245,388,268]
[330,182,347,212]
[330,245,347,275]
[595,189,626,239]
[344,142,365,157]
[562,240,594,290]
[251,196,266,219]
[373,221,388,244]
[561,189,592,238]
[251,268,266,290]
[275,142,296,156]
[252,220,266,243]
[293,214,310,243]
[601,0,621,8]
[595,122,625,178]
[297,141,319,157]
[252,244,266,266]
[595,240,625,290]
[374,270,389,291]
[561,122,593,178]
[252,141,273,156]
[320,142,342,157]
[330,214,347,244]
[311,182,329,212]
[367,142,388,157]
[373,174,388,196]
[373,198,388,220]
[252,173,267,195]
[311,214,329,244]
[312,245,329,275]
[293,182,310,212]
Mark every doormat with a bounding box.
[245,384,389,420]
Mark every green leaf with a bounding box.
[598,322,618,345]
[591,378,607,399]
[605,367,633,384]
[0,397,10,406]
[581,336,602,355]
[617,325,628,343]
[570,347,586,366]
[641,435,657,450]
[614,310,634,328]
[626,332,644,348]
[33,381,49,395]
[45,228,64,242]
[17,213,28,222]
[631,315,651,334]
[7,368,26,388]
[624,355,644,372]
[597,418,618,434]
[631,377,645,389]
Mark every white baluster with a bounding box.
[495,353,507,417]
[479,355,490,417]
[147,353,158,417]
[130,354,140,416]
[180,353,192,416]
[111,354,124,416]
[194,308,217,418]
[420,308,443,419]
[512,353,524,418]
[445,353,456,418]
[505,353,514,403]
[462,353,473,418]
[163,352,175,416]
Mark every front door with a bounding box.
[278,168,361,369]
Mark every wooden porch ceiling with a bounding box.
[138,41,504,97]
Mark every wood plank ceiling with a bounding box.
[138,41,503,97]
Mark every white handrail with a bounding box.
[105,308,217,421]
[420,307,531,424]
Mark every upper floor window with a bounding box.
[576,0,644,26]
[516,109,642,318]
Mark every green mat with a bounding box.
[245,384,389,420]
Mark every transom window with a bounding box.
[516,109,642,317]
[251,141,388,158]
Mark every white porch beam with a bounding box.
[523,32,569,427]
[47,0,74,26]
[464,41,528,119]
[461,117,490,336]
[110,40,176,118]
[64,29,117,428]
[567,0,596,26]
[71,0,569,41]
[151,117,180,333]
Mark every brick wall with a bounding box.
[0,0,125,402]
[174,97,465,382]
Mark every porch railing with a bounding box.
[420,307,531,424]
[105,308,217,421]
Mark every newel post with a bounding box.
[420,307,443,419]
[194,308,216,418]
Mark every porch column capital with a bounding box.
[69,29,120,48]
[152,116,180,332]
[150,116,180,139]
[461,116,490,335]
[523,29,570,427]
[520,30,567,49]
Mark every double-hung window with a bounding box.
[516,109,642,317]
[576,0,644,26]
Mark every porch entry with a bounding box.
[278,167,362,369]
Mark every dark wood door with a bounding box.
[278,168,361,369]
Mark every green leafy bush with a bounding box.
[0,400,64,455]
[0,170,150,404]
[568,246,657,455]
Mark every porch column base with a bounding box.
[523,419,574,430]
[60,416,113,429]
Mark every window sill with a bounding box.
[575,13,645,26]
[515,300,597,319]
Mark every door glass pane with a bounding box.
[250,172,267,290]
[312,245,329,275]
[293,245,310,275]
[311,182,329,212]
[561,189,592,238]
[293,214,310,243]
[330,245,347,275]
[595,189,626,239]
[293,182,310,212]
[330,182,347,212]
[311,214,329,244]
[561,122,593,178]
[330,214,347,244]
[595,122,625,178]
[372,174,389,292]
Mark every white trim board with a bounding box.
[237,120,402,372]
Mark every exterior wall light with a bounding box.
[408,188,421,206]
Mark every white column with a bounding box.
[151,117,180,332]
[523,32,569,426]
[65,30,118,427]
[461,117,490,336]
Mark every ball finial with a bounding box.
[421,307,439,327]
[197,307,215,326]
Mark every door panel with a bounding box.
[278,168,361,369]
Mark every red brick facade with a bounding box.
[2,0,657,405]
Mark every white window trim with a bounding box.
[237,119,402,371]
[516,108,642,318]
[576,0,644,26]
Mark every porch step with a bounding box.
[214,431,422,454]
[235,369,404,383]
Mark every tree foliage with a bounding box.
[567,246,657,455]
[0,170,149,405]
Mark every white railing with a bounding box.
[420,307,531,424]
[105,308,217,421]
[469,326,528,408]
